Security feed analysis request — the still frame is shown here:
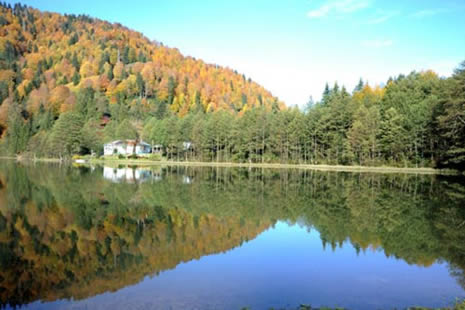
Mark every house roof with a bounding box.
[104,140,151,147]
[104,140,123,146]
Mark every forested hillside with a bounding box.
[0,3,282,153]
[0,3,464,171]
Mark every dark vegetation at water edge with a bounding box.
[0,162,464,308]
[0,3,464,171]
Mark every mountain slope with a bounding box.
[0,3,283,135]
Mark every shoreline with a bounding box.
[1,156,460,175]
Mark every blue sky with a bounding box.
[6,0,465,106]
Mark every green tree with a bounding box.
[71,52,80,70]
[436,61,465,170]
[167,76,176,106]
[322,83,331,104]
[0,81,9,104]
[72,71,80,86]
[68,33,78,45]
[353,78,364,93]
[49,111,84,157]
[347,105,380,164]
[379,107,408,163]
[5,103,31,154]
[381,72,441,166]
[81,119,103,155]
[136,72,145,98]
[75,87,96,120]
[115,119,138,140]
[155,99,168,120]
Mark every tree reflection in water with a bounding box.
[0,162,464,308]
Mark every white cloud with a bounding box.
[366,11,399,24]
[361,39,393,48]
[307,0,371,19]
[410,8,447,18]
[308,4,332,18]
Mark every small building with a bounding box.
[104,140,152,156]
[183,141,193,151]
[152,144,163,153]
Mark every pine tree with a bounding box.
[167,76,176,105]
[49,111,84,157]
[354,78,364,93]
[136,72,145,98]
[76,87,96,120]
[72,71,80,86]
[71,52,80,70]
[6,103,30,154]
[322,83,331,104]
[379,107,407,162]
[122,46,130,64]
[0,81,8,104]
[437,61,465,170]
[107,65,114,81]
[68,33,78,45]
[115,119,138,140]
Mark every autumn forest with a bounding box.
[0,3,464,171]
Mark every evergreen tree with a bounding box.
[122,46,130,64]
[379,107,407,162]
[5,103,30,154]
[437,61,465,170]
[75,87,96,120]
[107,65,114,81]
[354,78,364,93]
[115,119,138,140]
[322,83,331,104]
[136,72,145,98]
[68,33,79,45]
[49,111,84,157]
[167,76,176,105]
[35,104,54,131]
[71,52,80,70]
[0,81,8,104]
[72,71,80,86]
[81,119,102,154]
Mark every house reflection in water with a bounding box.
[182,175,192,184]
[103,166,162,183]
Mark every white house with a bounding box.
[104,140,152,156]
[182,141,192,150]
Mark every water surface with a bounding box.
[0,162,464,309]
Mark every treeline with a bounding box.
[140,63,465,170]
[0,3,464,170]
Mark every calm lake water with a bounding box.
[0,161,464,310]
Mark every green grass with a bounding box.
[0,156,461,175]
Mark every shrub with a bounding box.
[118,154,125,159]
[148,153,162,161]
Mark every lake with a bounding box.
[0,161,464,310]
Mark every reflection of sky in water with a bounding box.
[25,222,464,310]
